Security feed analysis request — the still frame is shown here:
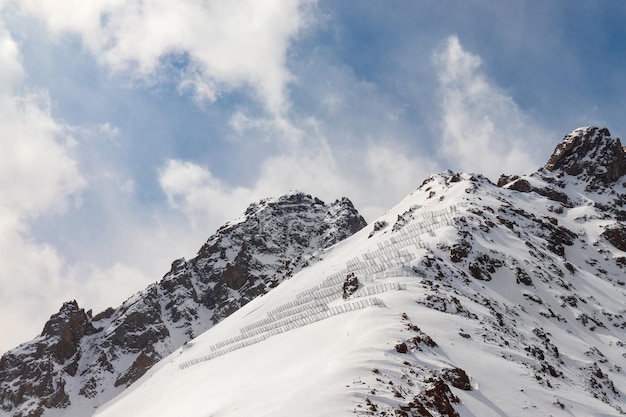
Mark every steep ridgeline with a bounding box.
[0,193,366,417]
[93,127,625,417]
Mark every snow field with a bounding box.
[175,202,462,373]
[95,172,626,416]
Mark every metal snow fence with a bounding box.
[350,282,405,298]
[322,274,345,286]
[265,293,326,317]
[179,297,386,370]
[266,302,328,321]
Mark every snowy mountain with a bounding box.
[3,126,626,417]
[94,126,625,417]
[0,193,366,417]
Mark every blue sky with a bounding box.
[1,0,625,352]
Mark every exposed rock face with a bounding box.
[6,126,626,417]
[0,301,95,417]
[601,224,626,251]
[40,301,97,364]
[441,367,471,391]
[342,273,359,299]
[85,126,626,417]
[0,192,366,417]
[544,126,626,189]
[499,127,626,214]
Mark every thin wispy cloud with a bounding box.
[434,35,549,180]
[0,22,85,348]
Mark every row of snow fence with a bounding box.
[350,282,405,298]
[179,297,386,370]
[180,203,463,371]
[245,294,337,333]
[263,301,330,322]
[366,267,420,282]
[421,205,460,218]
[264,292,332,318]
[210,279,405,355]
[321,272,349,286]
[296,274,348,299]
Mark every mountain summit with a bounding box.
[544,126,626,188]
[93,127,625,417]
[3,127,626,417]
[0,192,366,417]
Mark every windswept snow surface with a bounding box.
[95,172,626,417]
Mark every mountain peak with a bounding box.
[91,142,626,417]
[215,191,365,251]
[244,191,324,214]
[0,191,367,417]
[544,126,626,188]
[6,129,626,417]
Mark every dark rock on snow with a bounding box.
[0,192,366,417]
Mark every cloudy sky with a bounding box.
[1,1,625,353]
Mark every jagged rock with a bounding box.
[449,240,471,262]
[544,126,626,189]
[601,224,626,251]
[468,253,502,281]
[222,264,247,290]
[502,177,571,206]
[441,367,472,391]
[515,266,533,285]
[412,377,460,417]
[114,345,160,387]
[505,177,531,192]
[395,342,408,354]
[342,273,359,299]
[0,301,94,415]
[40,301,96,364]
[368,220,388,238]
[7,127,626,417]
[545,225,576,257]
[0,191,366,417]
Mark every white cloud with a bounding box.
[178,70,219,105]
[159,134,439,235]
[159,149,348,231]
[17,0,315,115]
[433,35,549,179]
[160,159,254,229]
[0,21,88,352]
[0,25,22,91]
[0,93,85,215]
[0,23,85,216]
[360,143,439,217]
[229,110,305,145]
[66,262,154,312]
[0,21,159,354]
[0,214,65,350]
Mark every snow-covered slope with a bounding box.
[95,127,626,417]
[0,193,366,417]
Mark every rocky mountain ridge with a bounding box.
[3,126,626,417]
[92,126,626,417]
[352,126,626,416]
[0,193,366,417]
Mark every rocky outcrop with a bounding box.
[0,192,366,417]
[544,126,626,189]
[601,224,626,251]
[7,126,626,417]
[499,127,626,210]
[0,301,96,417]
[87,127,626,417]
